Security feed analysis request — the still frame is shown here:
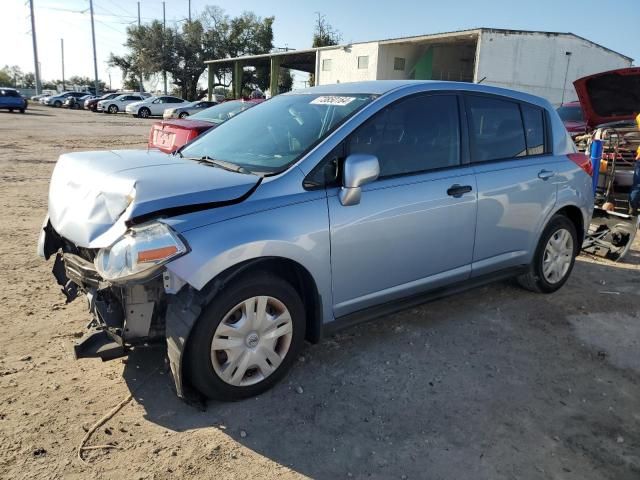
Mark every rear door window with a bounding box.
[467,95,527,162]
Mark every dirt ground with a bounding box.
[1,105,639,480]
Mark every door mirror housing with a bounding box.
[339,154,380,206]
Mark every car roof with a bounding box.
[286,80,553,110]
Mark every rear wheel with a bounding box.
[186,272,306,401]
[178,112,189,118]
[8,108,13,113]
[138,107,151,118]
[518,214,578,293]
[19,109,24,114]
[108,104,118,114]
[54,100,62,108]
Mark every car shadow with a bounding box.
[0,109,53,117]
[122,251,640,479]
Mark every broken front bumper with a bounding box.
[40,220,167,355]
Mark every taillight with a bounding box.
[568,153,593,177]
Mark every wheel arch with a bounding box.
[553,204,585,245]
[165,255,325,401]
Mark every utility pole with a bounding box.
[163,1,167,94]
[560,51,572,106]
[137,1,143,92]
[89,0,100,96]
[29,0,41,95]
[60,38,65,91]
[188,0,191,22]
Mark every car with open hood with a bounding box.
[573,67,640,128]
[148,99,263,153]
[556,101,587,138]
[39,80,592,402]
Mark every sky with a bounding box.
[2,0,639,91]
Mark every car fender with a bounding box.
[163,197,331,400]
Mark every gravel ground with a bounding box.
[0,105,639,480]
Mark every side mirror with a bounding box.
[339,154,380,206]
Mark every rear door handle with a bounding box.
[538,169,555,180]
[447,184,473,197]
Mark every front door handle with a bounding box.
[447,184,473,197]
[538,169,555,180]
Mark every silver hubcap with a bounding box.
[211,296,293,387]
[542,228,573,284]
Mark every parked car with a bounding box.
[86,92,122,112]
[38,81,592,401]
[44,91,89,107]
[163,100,218,119]
[65,94,94,109]
[556,101,587,138]
[31,90,56,102]
[125,95,190,118]
[97,93,146,114]
[0,87,27,113]
[149,99,263,153]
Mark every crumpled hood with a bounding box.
[48,149,260,248]
[574,67,640,128]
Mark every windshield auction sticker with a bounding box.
[310,96,356,106]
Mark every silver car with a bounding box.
[163,99,218,119]
[38,81,593,401]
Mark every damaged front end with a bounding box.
[40,218,187,361]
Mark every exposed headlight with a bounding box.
[94,222,188,282]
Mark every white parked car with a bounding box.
[98,93,147,114]
[125,96,189,118]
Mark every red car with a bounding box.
[556,101,587,138]
[148,99,264,153]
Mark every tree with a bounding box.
[109,7,274,100]
[309,13,340,86]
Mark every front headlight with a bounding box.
[94,222,188,282]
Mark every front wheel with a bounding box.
[138,107,151,118]
[54,100,62,108]
[518,214,578,293]
[108,104,118,114]
[178,112,188,118]
[186,272,306,401]
[19,109,24,114]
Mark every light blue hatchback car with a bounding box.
[39,81,593,401]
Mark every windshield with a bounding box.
[181,93,376,173]
[190,100,257,124]
[557,105,584,122]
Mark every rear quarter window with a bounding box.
[521,104,545,155]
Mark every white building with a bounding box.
[205,28,633,104]
[315,28,633,104]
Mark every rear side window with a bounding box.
[467,95,526,162]
[521,104,545,155]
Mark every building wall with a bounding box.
[476,30,632,104]
[316,43,379,85]
[376,43,426,80]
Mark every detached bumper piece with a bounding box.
[73,329,126,361]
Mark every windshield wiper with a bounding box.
[199,156,253,174]
[179,152,253,175]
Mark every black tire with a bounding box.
[186,272,306,401]
[19,109,24,114]
[108,104,118,114]
[178,112,189,118]
[138,107,151,118]
[8,108,13,113]
[54,100,62,108]
[518,214,578,293]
